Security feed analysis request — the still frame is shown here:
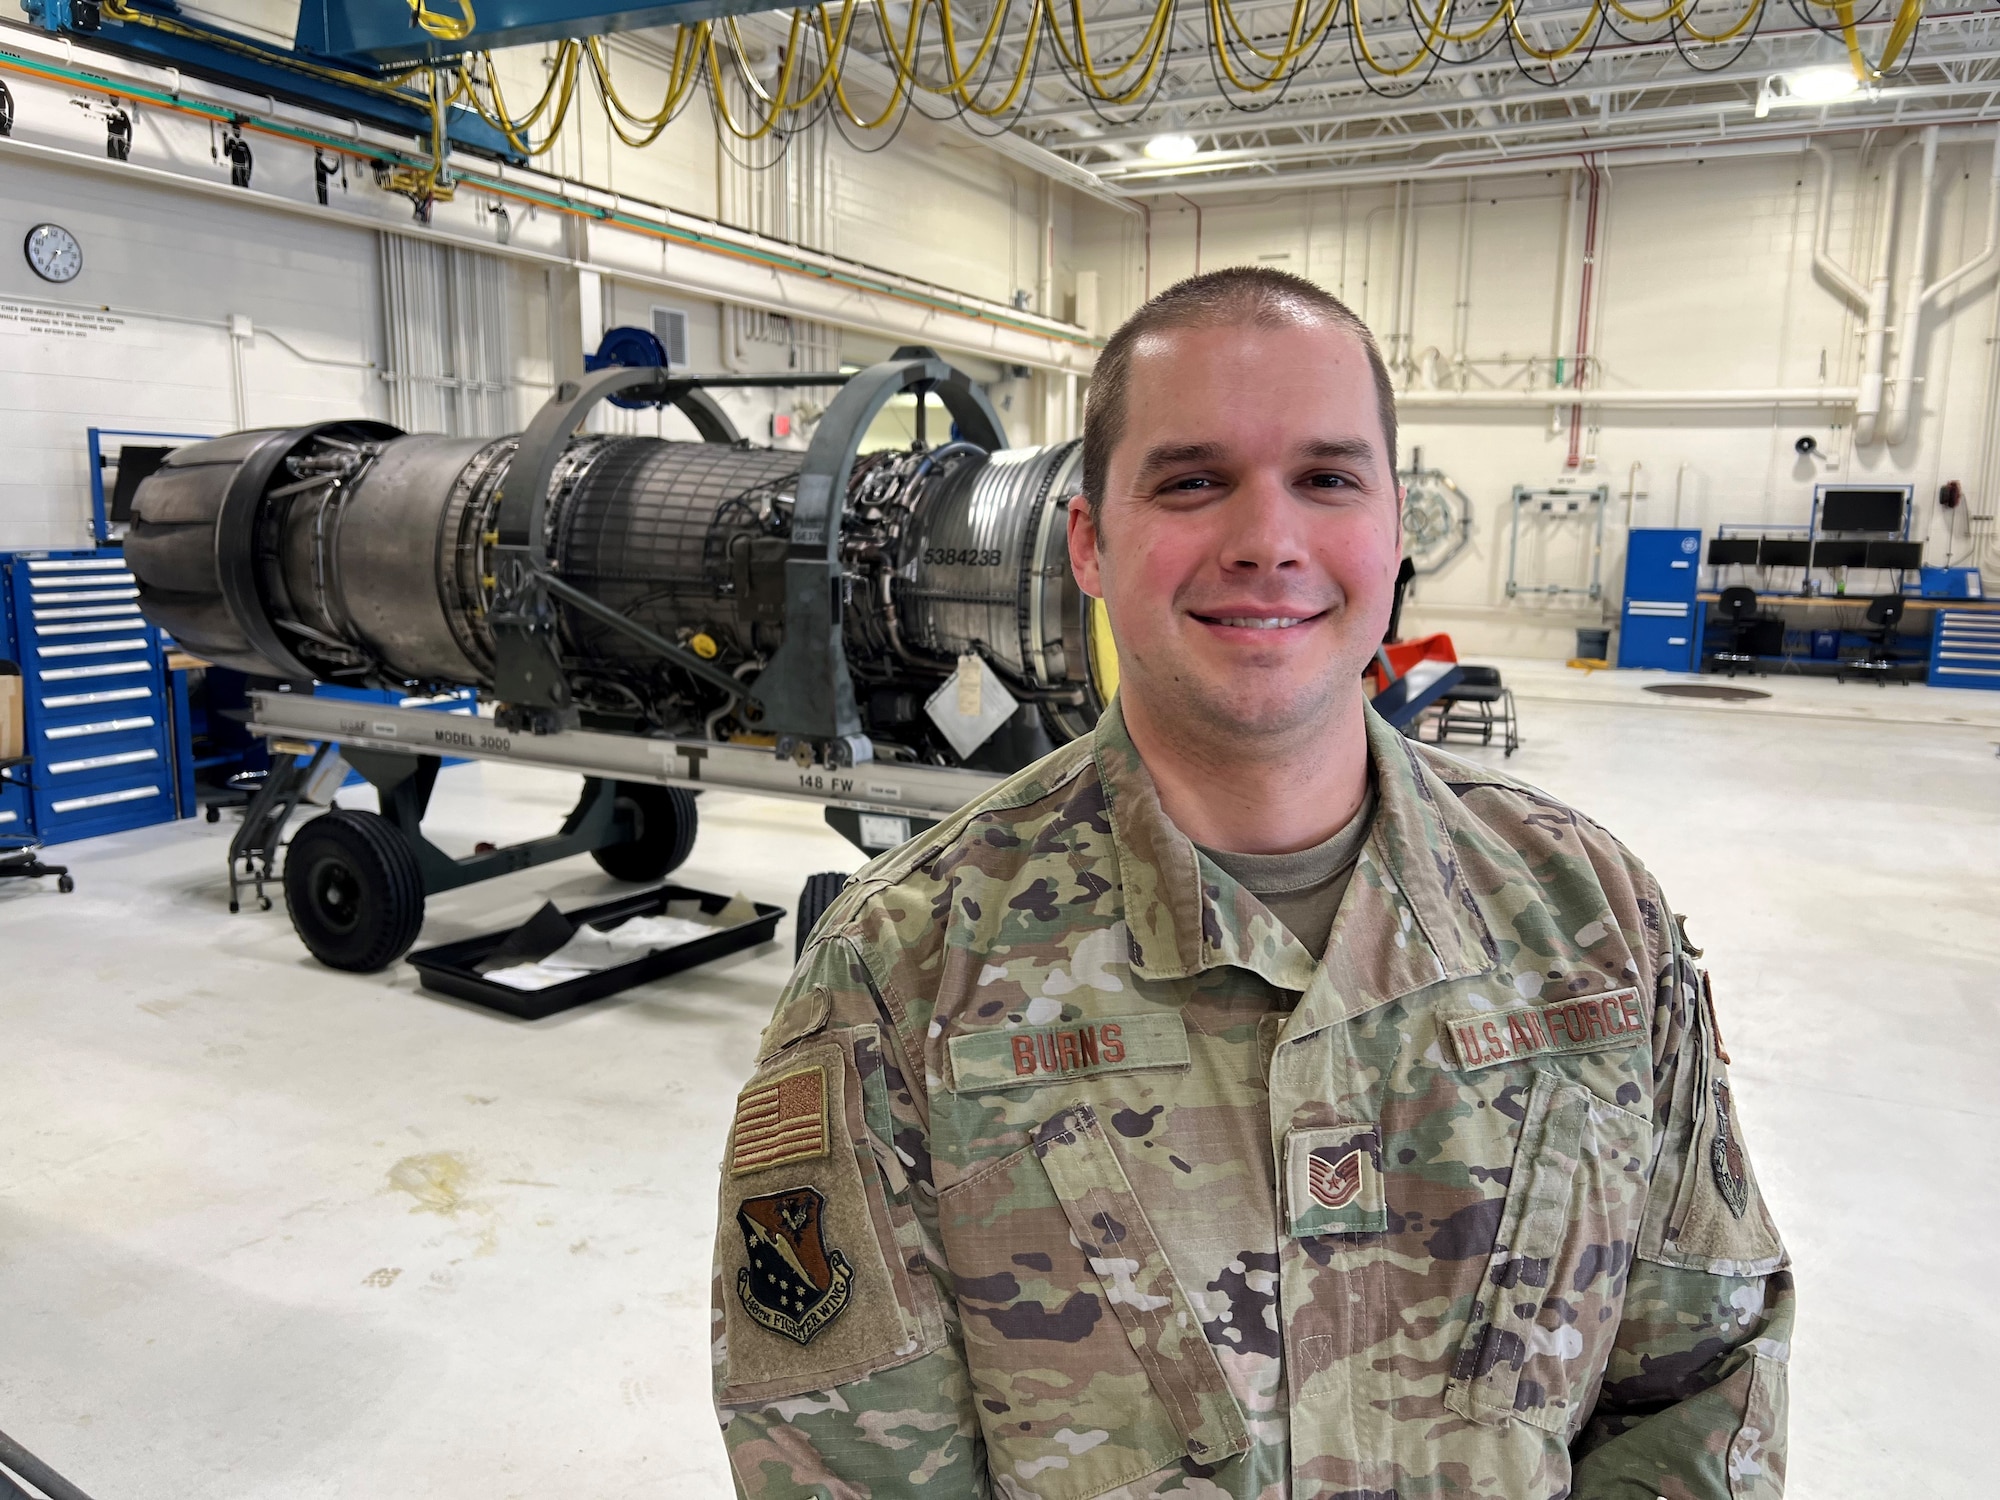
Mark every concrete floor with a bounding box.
[2,667,1997,1499]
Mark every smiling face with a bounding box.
[1069,318,1403,754]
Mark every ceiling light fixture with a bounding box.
[1757,63,1868,116]
[1785,64,1866,102]
[1143,131,1200,162]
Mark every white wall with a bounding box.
[0,154,383,551]
[1076,145,2000,657]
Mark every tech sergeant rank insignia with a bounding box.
[736,1187,853,1345]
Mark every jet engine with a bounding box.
[124,350,1113,773]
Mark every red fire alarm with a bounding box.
[771,413,792,438]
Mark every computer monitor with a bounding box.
[1759,539,1810,567]
[1708,538,1759,565]
[108,445,177,524]
[1811,540,1869,569]
[1818,486,1909,534]
[1866,540,1923,569]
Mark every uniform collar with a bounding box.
[1091,696,1496,1023]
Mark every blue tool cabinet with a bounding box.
[1617,528,1703,671]
[1,550,180,843]
[1929,610,2000,690]
[0,755,28,840]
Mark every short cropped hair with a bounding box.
[1079,266,1398,520]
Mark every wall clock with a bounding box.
[24,223,83,284]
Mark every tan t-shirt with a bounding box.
[1194,781,1378,958]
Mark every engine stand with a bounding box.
[339,747,627,895]
[229,741,632,924]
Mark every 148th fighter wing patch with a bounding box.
[735,1187,853,1345]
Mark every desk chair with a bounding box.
[0,845,73,892]
[1429,665,1520,756]
[1710,586,1784,675]
[1842,595,1910,684]
[0,762,73,894]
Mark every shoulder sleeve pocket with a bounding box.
[1444,1069,1651,1437]
[1639,967,1785,1276]
[717,1033,944,1403]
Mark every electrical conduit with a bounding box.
[1452,178,1473,389]
[1565,161,1601,470]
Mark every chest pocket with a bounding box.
[937,1103,1248,1498]
[1444,1069,1651,1438]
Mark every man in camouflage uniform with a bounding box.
[712,268,1792,1498]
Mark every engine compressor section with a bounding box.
[121,350,1113,972]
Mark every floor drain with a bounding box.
[1643,683,1773,702]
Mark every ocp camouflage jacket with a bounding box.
[712,700,1793,1499]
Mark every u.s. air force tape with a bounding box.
[947,1012,1189,1091]
[1442,988,1646,1071]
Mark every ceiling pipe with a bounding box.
[1105,121,2000,197]
[1175,192,1204,275]
[1887,120,2000,446]
[1396,387,1859,407]
[1395,181,1418,375]
[1452,179,1474,390]
[1816,134,1922,446]
[1139,199,1153,302]
[1809,145,1870,305]
[1884,127,1944,447]
[1060,59,2000,157]
[1566,161,1603,470]
[1919,119,2000,306]
[1816,140,1872,444]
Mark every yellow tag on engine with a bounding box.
[956,655,982,717]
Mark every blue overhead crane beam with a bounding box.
[17,0,521,158]
[296,0,783,67]
[16,0,803,159]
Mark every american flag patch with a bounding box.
[729,1065,829,1177]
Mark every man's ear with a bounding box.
[1067,496,1105,599]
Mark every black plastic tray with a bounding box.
[407,883,784,1020]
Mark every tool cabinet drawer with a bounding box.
[0,774,27,838]
[1617,604,1697,671]
[1930,611,2000,689]
[33,776,171,842]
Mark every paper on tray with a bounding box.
[481,895,760,992]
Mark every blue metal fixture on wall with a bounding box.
[1618,528,1703,672]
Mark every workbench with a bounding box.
[1693,592,2000,685]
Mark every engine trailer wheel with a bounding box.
[284,810,426,973]
[591,782,699,883]
[795,871,850,961]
